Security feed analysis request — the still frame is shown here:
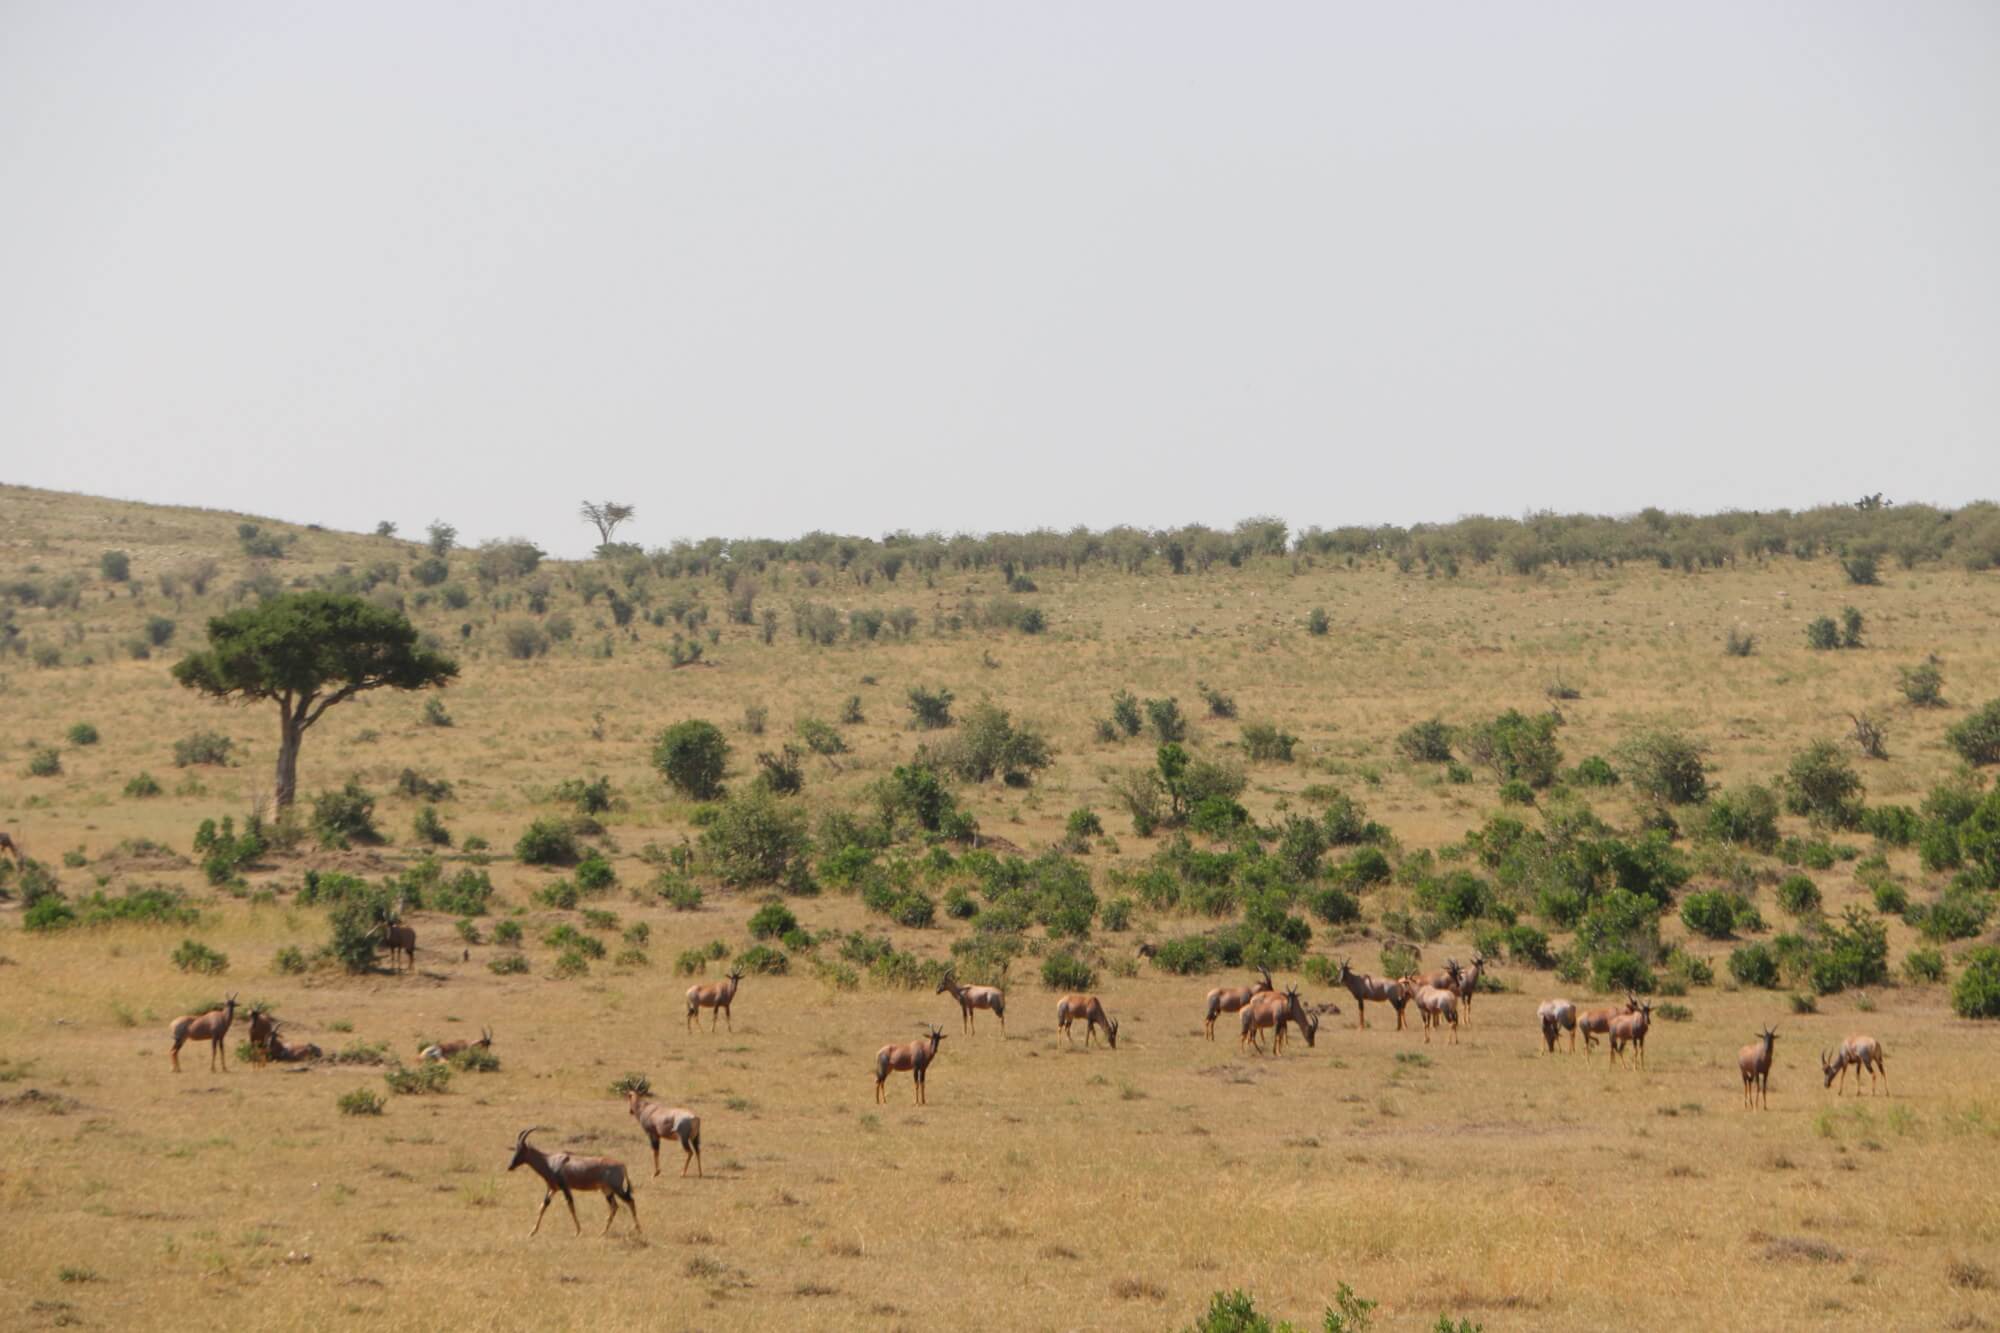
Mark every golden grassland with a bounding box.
[1,483,1999,1331]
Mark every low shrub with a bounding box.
[1951,945,2000,1019]
[384,1063,451,1095]
[173,731,235,767]
[1040,950,1096,991]
[734,944,789,975]
[338,1088,385,1116]
[515,817,580,866]
[171,938,228,975]
[1946,699,2000,766]
[1729,943,1781,989]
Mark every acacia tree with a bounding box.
[580,501,636,550]
[171,592,458,808]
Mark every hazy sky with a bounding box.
[2,4,1994,557]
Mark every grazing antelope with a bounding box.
[626,1090,702,1177]
[422,1027,492,1063]
[1055,994,1118,1050]
[1822,1035,1887,1097]
[1577,995,1639,1057]
[0,831,22,864]
[378,919,417,972]
[1239,986,1317,1054]
[686,970,743,1033]
[875,1027,946,1104]
[1203,965,1274,1039]
[1739,1026,1779,1110]
[1453,952,1490,1026]
[937,972,1007,1035]
[1537,999,1578,1054]
[1336,958,1412,1030]
[1607,1000,1654,1068]
[169,993,238,1072]
[507,1128,640,1237]
[247,1005,278,1067]
[1415,985,1459,1044]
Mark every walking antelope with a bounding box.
[169,993,238,1072]
[1607,1000,1653,1068]
[626,1090,702,1177]
[1821,1035,1887,1096]
[686,970,743,1032]
[1537,999,1578,1054]
[421,1027,492,1063]
[1336,958,1411,1030]
[936,972,1006,1035]
[1415,985,1459,1044]
[1204,965,1274,1039]
[1453,952,1490,1026]
[1055,994,1118,1049]
[378,919,417,972]
[1739,1026,1779,1110]
[507,1128,640,1237]
[1577,995,1639,1057]
[874,1027,946,1104]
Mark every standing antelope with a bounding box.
[422,1027,492,1063]
[627,1090,702,1177]
[247,1005,278,1067]
[1240,986,1317,1054]
[874,1027,946,1104]
[506,1128,640,1237]
[0,831,22,864]
[1739,1026,1779,1110]
[686,970,743,1032]
[1422,957,1464,994]
[1336,958,1411,1031]
[1608,1000,1653,1068]
[1055,994,1118,1049]
[1577,995,1639,1057]
[1204,965,1274,1039]
[937,972,1007,1035]
[1453,952,1490,1026]
[378,919,417,972]
[1537,999,1578,1054]
[1821,1035,1887,1096]
[1415,985,1459,1044]
[169,993,238,1072]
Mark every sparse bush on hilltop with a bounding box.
[653,720,730,799]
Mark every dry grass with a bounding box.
[1,484,1999,1330]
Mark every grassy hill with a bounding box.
[2,482,1998,1331]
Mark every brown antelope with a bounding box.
[686,970,743,1032]
[875,1027,946,1104]
[1739,1026,1779,1110]
[1577,994,1639,1057]
[265,1027,322,1062]
[506,1128,640,1237]
[1422,957,1464,993]
[1055,994,1118,1049]
[1537,999,1578,1054]
[1204,965,1274,1039]
[1607,1000,1653,1068]
[1453,953,1490,1026]
[1821,1035,1887,1096]
[378,919,416,972]
[422,1027,492,1063]
[1415,985,1459,1044]
[1239,986,1317,1054]
[169,993,238,1072]
[627,1090,702,1177]
[247,1005,278,1067]
[937,972,1006,1035]
[0,831,22,864]
[1336,958,1411,1030]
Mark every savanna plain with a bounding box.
[2,484,1999,1332]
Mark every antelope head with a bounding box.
[224,992,239,1015]
[927,1026,947,1052]
[1820,1048,1840,1086]
[1336,957,1352,984]
[1758,1025,1779,1050]
[1104,1018,1119,1049]
[507,1127,548,1171]
[1255,964,1274,991]
[478,1027,493,1049]
[935,972,957,996]
[1625,993,1641,1014]
[726,969,744,986]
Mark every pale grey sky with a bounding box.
[1,3,1994,557]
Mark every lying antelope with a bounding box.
[875,1027,946,1104]
[507,1128,640,1237]
[937,972,1006,1035]
[265,1027,322,1063]
[378,919,417,972]
[627,1090,702,1177]
[1740,1026,1778,1110]
[1336,958,1411,1030]
[1056,994,1118,1050]
[1822,1035,1887,1097]
[1537,999,1578,1054]
[422,1027,492,1063]
[1454,952,1490,1026]
[1204,965,1274,1039]
[169,993,238,1072]
[1608,1000,1653,1068]
[1415,985,1459,1044]
[1577,995,1639,1057]
[686,970,743,1033]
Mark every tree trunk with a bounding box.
[275,711,303,810]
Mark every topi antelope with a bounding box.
[1577,995,1639,1057]
[1607,1000,1653,1068]
[1337,958,1411,1031]
[1537,999,1578,1054]
[937,972,1006,1035]
[1055,994,1118,1050]
[1822,1035,1887,1097]
[1739,1026,1779,1110]
[421,1027,492,1063]
[1453,953,1490,1026]
[247,1005,278,1067]
[686,970,743,1033]
[169,993,238,1072]
[875,1027,946,1104]
[0,831,22,864]
[265,1026,322,1063]
[1240,986,1317,1054]
[1204,965,1274,1040]
[1415,985,1459,1044]
[507,1128,640,1237]
[626,1090,702,1177]
[1422,957,1464,994]
[378,919,417,972]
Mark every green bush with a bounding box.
[1308,885,1361,925]
[384,1062,451,1095]
[1240,722,1298,764]
[1901,945,1946,985]
[1616,729,1709,805]
[1040,950,1096,991]
[124,772,163,798]
[701,788,811,887]
[338,1088,385,1116]
[1306,607,1330,637]
[66,722,99,747]
[1899,657,1946,707]
[905,685,955,730]
[1729,942,1780,988]
[515,817,580,865]
[1681,890,1750,940]
[1569,755,1620,787]
[1806,616,1840,650]
[1151,936,1215,975]
[1952,946,2000,1019]
[1497,779,1535,806]
[749,901,799,939]
[573,854,616,893]
[100,549,130,582]
[311,780,380,848]
[487,953,529,976]
[273,945,308,975]
[1460,709,1563,788]
[173,731,234,767]
[492,920,523,946]
[658,874,703,911]
[1921,880,1992,942]
[171,938,229,975]
[1783,741,1864,827]
[25,747,60,777]
[553,775,613,814]
[1396,718,1454,763]
[412,804,450,846]
[734,943,789,975]
[1145,697,1187,743]
[1110,690,1143,737]
[327,895,392,973]
[796,717,847,756]
[1946,699,2000,766]
[653,720,730,799]
[1776,875,1822,917]
[932,703,1053,784]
